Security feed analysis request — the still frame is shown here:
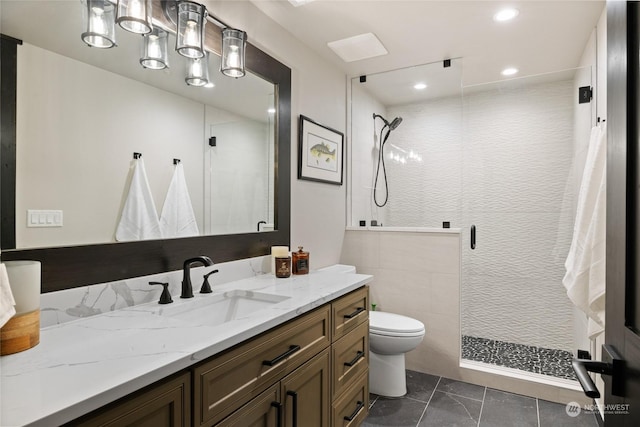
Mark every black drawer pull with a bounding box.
[262,345,301,366]
[344,307,365,319]
[343,400,365,422]
[287,391,298,427]
[271,402,282,427]
[344,351,365,367]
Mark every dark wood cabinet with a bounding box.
[69,371,191,427]
[281,348,331,427]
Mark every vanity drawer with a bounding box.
[194,305,331,426]
[332,287,369,341]
[332,371,369,427]
[332,320,369,399]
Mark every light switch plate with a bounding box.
[27,210,63,227]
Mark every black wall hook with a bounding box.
[173,158,181,165]
[133,152,142,159]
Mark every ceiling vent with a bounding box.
[327,32,388,63]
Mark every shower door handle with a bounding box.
[470,225,476,250]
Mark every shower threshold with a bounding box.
[461,335,577,381]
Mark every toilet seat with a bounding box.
[369,311,425,337]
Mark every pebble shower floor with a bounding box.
[461,336,577,381]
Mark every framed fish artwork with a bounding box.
[298,115,344,185]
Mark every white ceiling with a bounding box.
[250,0,605,87]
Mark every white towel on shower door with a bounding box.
[115,158,162,241]
[563,123,606,339]
[160,163,200,238]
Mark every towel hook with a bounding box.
[173,158,181,165]
[133,152,142,159]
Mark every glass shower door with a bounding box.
[460,68,593,380]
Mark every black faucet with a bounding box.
[181,256,214,298]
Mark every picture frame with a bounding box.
[298,115,344,185]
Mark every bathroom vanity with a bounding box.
[0,268,371,426]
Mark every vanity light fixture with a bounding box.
[140,28,169,69]
[501,67,519,76]
[116,0,152,34]
[185,53,210,86]
[81,0,117,48]
[221,28,247,78]
[176,1,207,59]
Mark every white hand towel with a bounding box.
[0,263,16,328]
[115,158,162,241]
[563,124,606,339]
[160,163,200,238]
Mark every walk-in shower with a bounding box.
[349,58,594,385]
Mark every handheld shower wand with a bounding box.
[372,113,403,207]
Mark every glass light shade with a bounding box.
[176,1,207,59]
[185,54,210,86]
[140,28,169,69]
[117,0,152,34]
[81,0,116,48]
[221,28,247,78]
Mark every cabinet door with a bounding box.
[71,372,190,427]
[281,348,330,427]
[215,383,281,427]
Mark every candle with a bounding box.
[271,246,289,274]
[5,261,40,314]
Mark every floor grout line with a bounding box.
[536,398,541,427]
[476,385,488,427]
[414,375,442,427]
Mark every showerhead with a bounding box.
[389,117,403,131]
[373,113,403,131]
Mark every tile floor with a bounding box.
[363,370,600,427]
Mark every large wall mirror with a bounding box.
[0,0,291,292]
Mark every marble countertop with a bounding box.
[0,266,372,427]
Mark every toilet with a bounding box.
[369,311,425,397]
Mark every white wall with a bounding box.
[205,0,347,269]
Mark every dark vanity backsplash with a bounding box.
[39,255,271,328]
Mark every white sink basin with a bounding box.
[158,290,290,327]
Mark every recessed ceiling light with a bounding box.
[501,67,519,76]
[288,0,315,7]
[414,83,427,90]
[494,8,519,22]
